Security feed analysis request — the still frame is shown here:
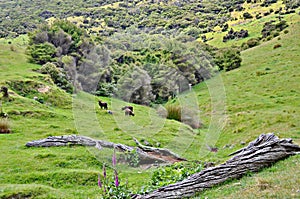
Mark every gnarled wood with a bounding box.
[133,137,186,162]
[133,133,300,199]
[25,135,185,164]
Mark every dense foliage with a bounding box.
[2,0,298,39]
[27,20,241,104]
[223,28,249,42]
[139,162,203,194]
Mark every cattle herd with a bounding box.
[98,100,134,116]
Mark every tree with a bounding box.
[27,42,57,64]
[214,48,242,71]
[117,67,154,105]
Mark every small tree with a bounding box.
[243,12,253,19]
[117,67,154,105]
[27,42,57,64]
[214,48,242,71]
[40,62,73,93]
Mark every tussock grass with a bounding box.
[0,119,10,134]
[165,104,182,121]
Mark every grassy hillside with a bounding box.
[0,9,299,199]
[0,36,201,198]
[192,13,300,198]
[202,2,299,48]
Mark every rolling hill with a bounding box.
[0,1,299,199]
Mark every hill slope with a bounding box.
[0,5,299,199]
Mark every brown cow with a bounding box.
[124,108,134,116]
[121,106,133,112]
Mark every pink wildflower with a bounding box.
[98,174,102,188]
[114,170,119,187]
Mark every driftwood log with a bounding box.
[25,135,185,164]
[133,133,300,199]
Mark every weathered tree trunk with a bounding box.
[133,133,300,199]
[25,135,185,164]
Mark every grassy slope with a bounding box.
[192,13,300,199]
[0,39,198,198]
[0,11,299,199]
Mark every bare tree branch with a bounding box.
[133,133,300,199]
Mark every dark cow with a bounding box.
[98,100,108,110]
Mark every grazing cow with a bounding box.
[124,108,134,116]
[121,106,133,112]
[98,100,108,110]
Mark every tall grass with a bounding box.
[0,119,11,134]
[165,104,181,122]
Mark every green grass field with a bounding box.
[0,10,299,199]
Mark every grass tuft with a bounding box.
[165,104,181,122]
[0,119,11,134]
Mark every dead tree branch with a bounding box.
[25,135,185,164]
[133,133,300,199]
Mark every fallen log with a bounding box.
[133,133,300,199]
[133,137,186,162]
[25,135,185,164]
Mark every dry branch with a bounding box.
[25,135,185,164]
[133,137,186,162]
[133,133,300,199]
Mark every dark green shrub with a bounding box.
[214,47,242,71]
[27,43,57,64]
[256,14,262,19]
[243,12,253,19]
[40,62,73,93]
[139,162,203,193]
[93,83,117,97]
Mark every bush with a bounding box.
[214,47,242,71]
[273,44,282,49]
[93,83,117,97]
[243,12,253,19]
[262,20,288,38]
[27,43,57,65]
[40,63,73,93]
[139,162,203,193]
[223,28,248,42]
[246,38,260,48]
